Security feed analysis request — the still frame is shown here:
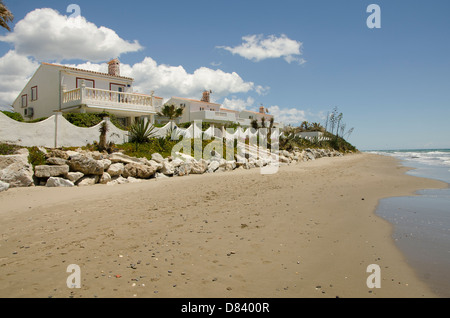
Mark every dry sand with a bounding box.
[0,153,447,298]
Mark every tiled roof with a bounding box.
[171,96,221,106]
[42,62,134,81]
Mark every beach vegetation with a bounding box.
[0,0,13,31]
[157,104,184,121]
[0,143,20,155]
[27,146,47,167]
[63,112,126,130]
[2,111,24,122]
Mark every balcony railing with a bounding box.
[190,110,250,126]
[62,86,156,113]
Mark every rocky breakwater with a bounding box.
[0,147,345,191]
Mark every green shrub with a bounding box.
[0,143,21,155]
[1,111,24,122]
[27,147,47,167]
[63,112,126,130]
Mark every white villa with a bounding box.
[12,59,163,126]
[164,90,283,128]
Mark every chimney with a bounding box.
[108,58,120,76]
[259,106,265,114]
[201,90,211,103]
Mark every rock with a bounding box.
[160,161,174,176]
[190,159,208,174]
[99,172,112,184]
[46,177,75,187]
[155,172,169,179]
[100,159,112,170]
[148,160,163,171]
[90,151,103,160]
[0,153,34,188]
[47,149,69,160]
[127,177,143,183]
[234,154,246,165]
[207,161,220,173]
[65,172,84,183]
[76,175,100,186]
[0,180,9,192]
[66,150,80,159]
[68,155,104,175]
[122,163,156,179]
[171,158,184,168]
[108,153,144,165]
[34,165,69,178]
[107,176,129,186]
[151,153,164,163]
[46,157,68,166]
[279,155,290,164]
[107,163,124,177]
[176,162,191,176]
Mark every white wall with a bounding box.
[0,111,128,148]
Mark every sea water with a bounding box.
[367,149,450,297]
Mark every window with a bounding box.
[31,86,38,101]
[76,78,95,88]
[21,94,27,108]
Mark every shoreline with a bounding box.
[0,153,447,298]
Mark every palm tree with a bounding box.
[98,122,109,151]
[0,0,13,31]
[157,104,184,122]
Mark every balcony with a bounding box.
[62,86,156,114]
[190,110,251,126]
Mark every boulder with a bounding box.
[99,172,112,184]
[190,159,208,174]
[155,172,169,179]
[122,163,156,179]
[46,157,68,166]
[108,153,144,165]
[207,161,220,173]
[100,159,112,170]
[0,153,34,188]
[68,155,104,175]
[34,165,69,178]
[46,177,74,187]
[151,153,165,163]
[65,172,84,183]
[160,161,175,176]
[171,158,184,168]
[0,180,9,192]
[46,149,69,160]
[107,163,124,177]
[127,177,143,183]
[148,160,163,171]
[107,176,129,186]
[76,175,100,186]
[176,162,191,176]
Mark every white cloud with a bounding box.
[267,105,307,125]
[0,9,266,108]
[120,57,259,101]
[0,8,142,62]
[218,34,305,64]
[222,96,255,111]
[0,50,39,107]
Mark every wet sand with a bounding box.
[0,153,447,298]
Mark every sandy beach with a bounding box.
[0,152,447,298]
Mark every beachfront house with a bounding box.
[162,91,251,127]
[12,59,163,126]
[239,106,283,128]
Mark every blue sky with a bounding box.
[0,0,449,150]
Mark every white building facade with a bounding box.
[12,59,162,126]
